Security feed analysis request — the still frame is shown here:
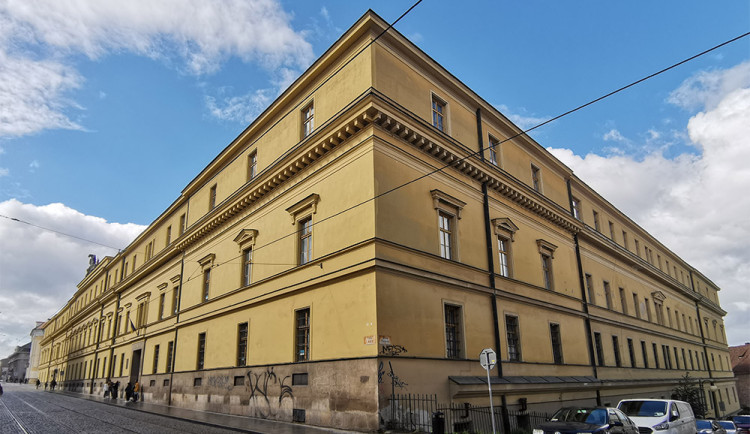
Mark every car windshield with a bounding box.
[719,421,736,429]
[697,421,712,429]
[550,408,608,425]
[735,417,750,424]
[619,401,668,417]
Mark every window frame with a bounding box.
[295,307,311,362]
[431,93,447,132]
[431,190,465,261]
[197,332,206,370]
[550,323,563,365]
[505,314,522,362]
[531,164,542,192]
[248,151,258,180]
[444,303,463,359]
[488,134,500,166]
[537,239,557,291]
[301,102,314,138]
[286,194,320,266]
[237,322,248,367]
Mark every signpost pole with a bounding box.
[480,348,498,434]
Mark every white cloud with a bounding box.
[668,61,750,111]
[0,0,313,137]
[0,199,145,358]
[205,88,274,124]
[28,160,39,172]
[549,64,750,346]
[0,168,8,177]
[495,104,548,131]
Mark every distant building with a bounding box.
[730,343,750,411]
[26,321,46,382]
[37,11,737,431]
[4,343,31,382]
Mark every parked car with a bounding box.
[718,420,737,434]
[733,416,750,434]
[697,420,727,434]
[532,407,639,434]
[617,399,697,434]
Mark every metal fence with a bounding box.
[385,394,550,434]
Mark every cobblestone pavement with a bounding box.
[0,382,244,434]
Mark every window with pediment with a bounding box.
[234,229,259,287]
[431,190,465,261]
[286,194,320,266]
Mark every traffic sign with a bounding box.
[479,348,496,370]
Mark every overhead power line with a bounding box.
[0,214,122,251]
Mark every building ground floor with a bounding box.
[40,353,739,432]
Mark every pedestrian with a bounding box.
[125,382,133,401]
[36,379,40,389]
[50,379,56,391]
[0,383,4,396]
[44,382,48,390]
[133,381,140,402]
[112,380,119,400]
[103,381,110,398]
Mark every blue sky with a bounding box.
[1,1,749,356]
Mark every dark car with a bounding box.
[697,420,727,434]
[533,407,639,434]
[733,416,750,434]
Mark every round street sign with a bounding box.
[479,348,496,370]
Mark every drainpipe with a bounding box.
[567,179,601,406]
[689,270,719,417]
[477,108,509,432]
[167,250,187,406]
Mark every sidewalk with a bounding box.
[55,388,353,434]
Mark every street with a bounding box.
[0,382,241,434]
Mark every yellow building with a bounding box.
[37,11,738,431]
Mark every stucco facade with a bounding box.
[37,11,737,431]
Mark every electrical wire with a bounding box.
[0,214,122,251]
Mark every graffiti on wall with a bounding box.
[245,367,294,418]
[380,344,407,357]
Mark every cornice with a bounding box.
[174,105,379,253]
[369,104,581,235]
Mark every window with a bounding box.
[612,336,621,367]
[295,308,310,362]
[641,341,649,368]
[444,304,462,359]
[619,288,628,315]
[158,293,165,320]
[594,332,604,366]
[681,348,687,370]
[628,338,636,367]
[166,225,172,245]
[622,231,629,249]
[488,135,499,165]
[493,218,517,278]
[497,236,510,277]
[146,241,153,260]
[505,315,521,362]
[585,274,596,305]
[237,322,248,367]
[202,268,211,302]
[537,240,557,291]
[179,213,186,235]
[550,323,563,365]
[531,164,542,192]
[593,210,600,231]
[431,95,446,131]
[153,344,160,374]
[438,211,454,260]
[166,341,174,373]
[633,293,641,319]
[197,332,206,370]
[302,103,314,137]
[634,239,640,257]
[603,281,612,310]
[431,190,465,261]
[248,151,257,180]
[644,298,652,322]
[609,221,616,240]
[571,197,581,220]
[299,217,313,265]
[172,286,179,315]
[652,343,660,368]
[667,307,673,327]
[209,184,217,210]
[242,247,253,286]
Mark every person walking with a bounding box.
[133,381,140,402]
[125,382,133,401]
[36,379,40,389]
[112,381,119,400]
[50,379,56,391]
[103,381,110,398]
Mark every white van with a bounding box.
[617,399,697,434]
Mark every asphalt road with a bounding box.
[0,382,241,434]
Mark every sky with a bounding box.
[0,1,748,360]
